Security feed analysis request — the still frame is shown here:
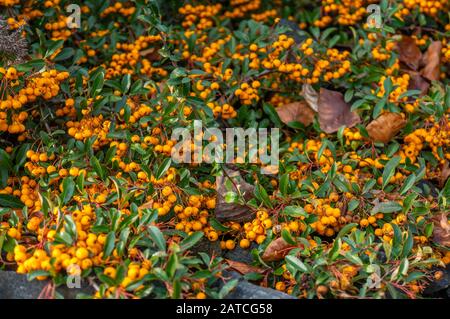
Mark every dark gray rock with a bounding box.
[423,266,450,296]
[223,244,256,264]
[191,238,222,256]
[227,279,296,299]
[0,271,94,299]
[223,270,295,299]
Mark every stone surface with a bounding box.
[0,271,94,299]
[223,244,256,264]
[423,265,450,296]
[223,270,295,299]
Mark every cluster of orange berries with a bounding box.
[343,128,363,145]
[100,2,136,18]
[207,102,237,119]
[235,81,261,105]
[315,0,367,27]
[100,260,151,296]
[44,15,73,40]
[309,198,345,237]
[179,3,222,30]
[104,35,162,79]
[0,176,41,211]
[402,119,450,165]
[376,74,410,102]
[174,194,216,232]
[0,69,69,137]
[442,40,450,64]
[24,149,57,178]
[0,0,19,6]
[251,9,278,22]
[55,98,77,117]
[224,0,261,19]
[67,114,112,148]
[241,210,271,246]
[319,50,351,82]
[270,94,293,107]
[403,0,448,18]
[372,42,396,61]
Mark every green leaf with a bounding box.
[61,177,75,205]
[399,174,416,195]
[180,231,203,251]
[166,253,178,278]
[336,223,357,239]
[372,201,402,214]
[344,252,363,266]
[285,255,309,273]
[103,231,116,259]
[382,156,401,189]
[281,229,296,245]
[254,184,273,208]
[219,279,239,298]
[328,238,341,261]
[210,218,231,232]
[90,156,105,181]
[0,194,23,209]
[155,158,172,180]
[279,174,289,196]
[282,206,307,218]
[148,226,166,251]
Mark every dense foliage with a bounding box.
[0,0,449,299]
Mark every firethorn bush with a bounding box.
[1,0,450,299]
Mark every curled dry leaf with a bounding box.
[407,70,430,95]
[397,36,422,71]
[439,161,450,188]
[262,237,295,262]
[432,213,450,247]
[276,101,315,126]
[366,112,407,143]
[226,259,265,275]
[215,169,255,223]
[317,88,361,134]
[420,41,442,82]
[302,83,319,112]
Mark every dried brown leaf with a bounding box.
[366,112,407,143]
[215,169,255,222]
[439,161,450,188]
[397,36,422,71]
[318,88,361,134]
[139,199,154,210]
[226,259,265,275]
[406,70,430,95]
[420,41,442,82]
[432,213,450,247]
[261,237,295,262]
[276,101,315,126]
[302,83,319,112]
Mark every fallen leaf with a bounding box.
[318,88,361,134]
[226,259,265,275]
[397,36,422,71]
[432,213,450,247]
[302,83,319,112]
[139,199,154,210]
[406,70,430,95]
[276,101,315,126]
[215,169,255,222]
[366,112,407,143]
[420,41,442,82]
[439,161,450,188]
[262,237,295,262]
